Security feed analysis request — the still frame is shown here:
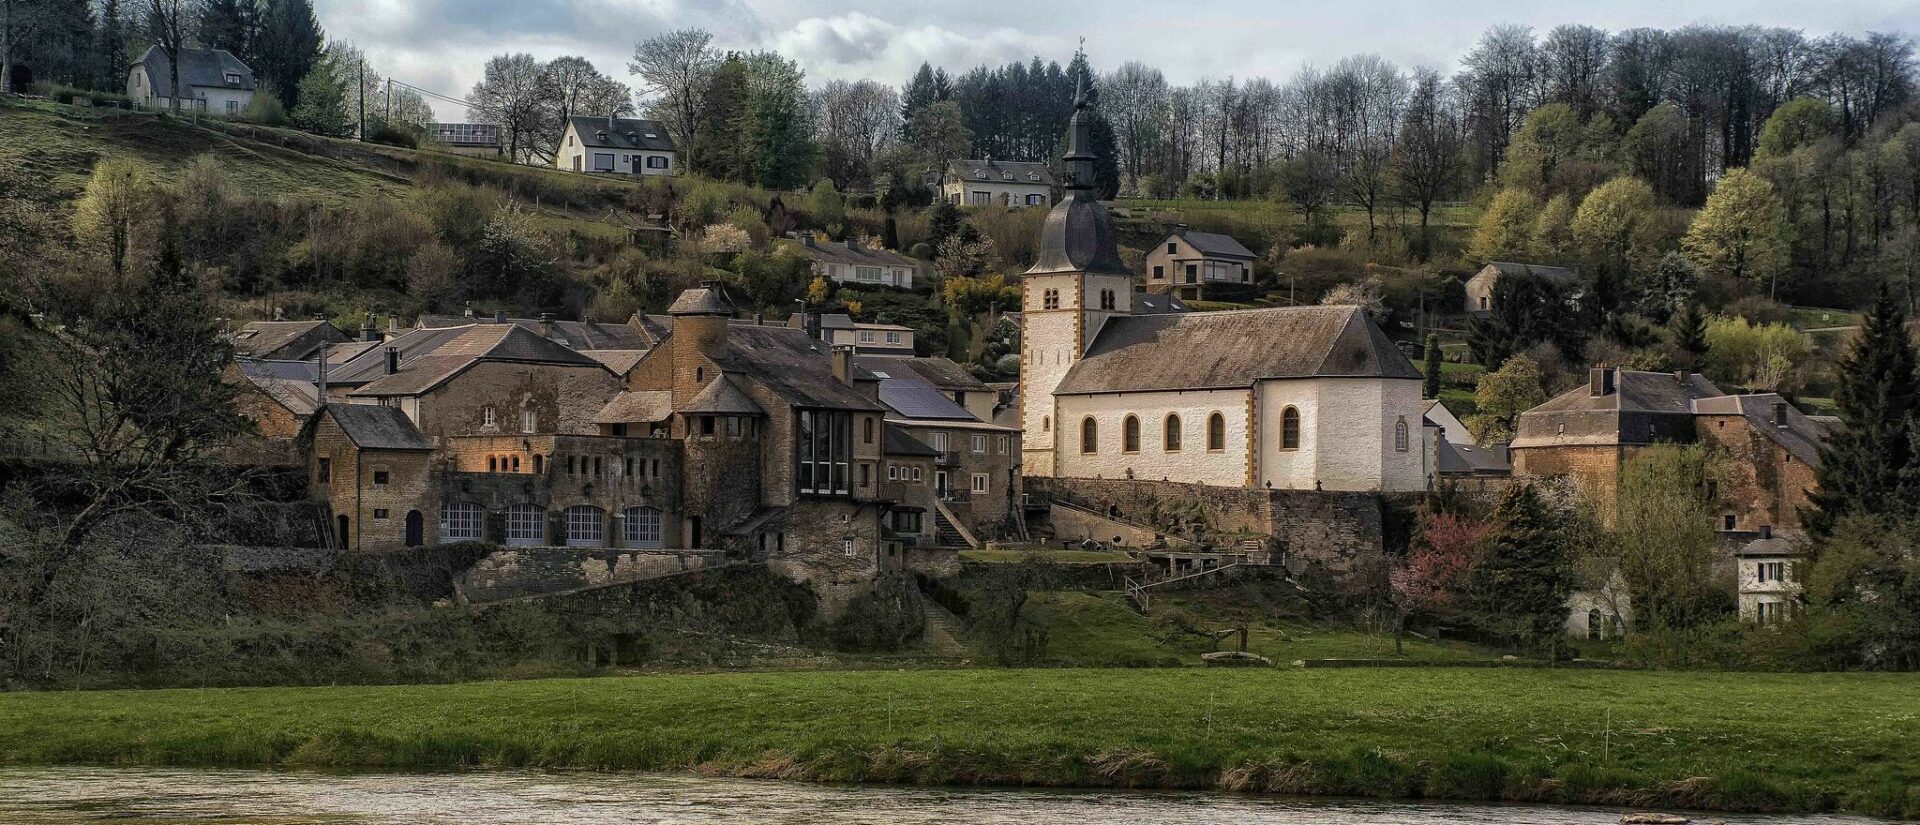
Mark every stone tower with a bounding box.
[1019,75,1132,478]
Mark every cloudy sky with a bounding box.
[315,0,1917,121]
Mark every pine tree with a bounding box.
[1423,334,1443,399]
[198,0,260,65]
[1467,482,1577,656]
[289,58,350,137]
[1671,302,1709,356]
[900,62,938,140]
[690,57,749,183]
[255,0,323,109]
[1810,284,1920,534]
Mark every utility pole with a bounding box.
[385,77,392,124]
[356,56,366,140]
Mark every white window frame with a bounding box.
[931,432,948,452]
[856,266,882,281]
[565,506,604,548]
[623,506,662,548]
[505,504,545,547]
[971,434,987,454]
[971,473,989,494]
[522,408,537,434]
[858,330,876,343]
[483,406,496,428]
[439,501,483,543]
[885,332,901,344]
[592,153,615,172]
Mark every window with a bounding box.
[856,266,882,281]
[1756,601,1788,624]
[700,416,716,436]
[439,501,483,543]
[1587,609,1603,641]
[316,457,331,484]
[1478,296,1488,310]
[1394,417,1410,452]
[1152,265,1164,280]
[1042,289,1060,310]
[1167,242,1178,254]
[522,408,537,434]
[971,434,987,454]
[1207,413,1225,451]
[225,100,239,115]
[1025,193,1044,205]
[625,506,664,552]
[931,432,949,452]
[1757,561,1788,583]
[859,330,876,343]
[695,367,705,382]
[372,469,390,485]
[646,155,669,169]
[1164,414,1182,451]
[1184,264,1198,283]
[971,473,989,494]
[224,71,240,85]
[1280,407,1301,450]
[844,538,857,556]
[565,506,604,547]
[483,406,496,428]
[1042,416,1050,432]
[505,504,545,547]
[1123,415,1141,452]
[888,464,899,480]
[910,467,923,482]
[864,417,875,444]
[797,409,854,496]
[1099,289,1116,310]
[1723,514,1737,531]
[592,153,615,172]
[996,435,1009,455]
[373,508,390,520]
[1080,417,1098,454]
[860,464,871,487]
[885,332,901,344]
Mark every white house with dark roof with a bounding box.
[780,235,920,289]
[1143,227,1257,299]
[1464,262,1582,315]
[941,159,1054,207]
[128,46,255,114]
[557,115,676,176]
[1019,82,1430,492]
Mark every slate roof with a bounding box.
[1169,229,1256,259]
[568,115,675,152]
[877,379,974,420]
[346,325,606,397]
[133,46,255,93]
[946,158,1054,186]
[1476,261,1581,284]
[854,355,990,393]
[417,314,651,350]
[235,359,320,415]
[594,391,674,424]
[229,319,345,361]
[1691,393,1825,466]
[883,424,941,457]
[668,286,732,316]
[720,325,884,411]
[1133,291,1189,315]
[1437,440,1511,475]
[1055,306,1422,395]
[682,376,766,415]
[1512,370,1724,449]
[323,404,432,451]
[780,237,920,270]
[582,349,647,375]
[1025,191,1129,277]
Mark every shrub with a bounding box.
[826,572,926,652]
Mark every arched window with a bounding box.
[1394,417,1410,452]
[505,504,545,547]
[623,506,662,548]
[1122,415,1140,453]
[1280,407,1301,450]
[1163,414,1182,452]
[1206,412,1225,451]
[439,501,483,543]
[565,505,604,547]
[1080,417,1098,454]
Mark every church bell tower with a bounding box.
[1019,72,1132,478]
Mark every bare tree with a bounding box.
[1103,62,1168,193]
[144,0,198,111]
[629,28,717,167]
[813,78,898,190]
[1394,68,1464,258]
[1330,54,1409,239]
[0,0,53,95]
[539,55,632,163]
[466,53,550,163]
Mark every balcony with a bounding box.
[935,450,963,467]
[875,480,915,503]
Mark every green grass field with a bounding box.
[2,668,1915,816]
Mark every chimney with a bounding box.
[1588,367,1614,397]
[805,309,824,342]
[360,315,380,342]
[463,301,475,319]
[802,233,816,248]
[1760,524,1774,540]
[1674,370,1686,384]
[539,312,555,339]
[272,305,285,321]
[753,312,764,326]
[315,344,329,404]
[493,309,506,324]
[1773,401,1789,427]
[831,344,855,386]
[384,346,400,375]
[388,315,400,332]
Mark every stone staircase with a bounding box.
[920,600,969,655]
[933,508,969,547]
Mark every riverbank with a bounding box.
[2,669,1916,819]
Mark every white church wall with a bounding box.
[1054,389,1252,486]
[1253,378,1426,492]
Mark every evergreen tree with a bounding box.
[289,58,350,136]
[743,52,814,190]
[1423,334,1443,399]
[690,56,749,183]
[198,0,260,65]
[900,62,940,140]
[1810,285,1919,534]
[255,0,323,109]
[1466,482,1578,655]
[1670,301,1709,357]
[927,199,963,250]
[882,215,899,251]
[95,0,128,90]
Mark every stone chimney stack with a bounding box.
[1773,401,1789,427]
[463,302,476,319]
[360,315,380,342]
[831,344,855,386]
[315,344,329,404]
[539,312,556,339]
[493,309,506,325]
[384,346,400,375]
[1588,367,1614,397]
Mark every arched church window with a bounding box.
[1394,417,1409,452]
[1281,407,1301,450]
[1042,289,1060,310]
[1080,417,1098,454]
[1163,414,1182,452]
[1207,413,1225,451]
[1122,415,1140,453]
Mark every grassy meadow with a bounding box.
[1,668,1915,817]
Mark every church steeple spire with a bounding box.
[1063,72,1095,198]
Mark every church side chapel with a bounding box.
[1019,82,1432,494]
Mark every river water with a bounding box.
[0,766,1888,825]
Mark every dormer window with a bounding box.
[224,72,240,86]
[1002,172,1013,180]
[1028,172,1040,181]
[975,171,986,179]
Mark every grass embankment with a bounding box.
[3,669,1916,817]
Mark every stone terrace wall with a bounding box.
[455,547,725,603]
[1028,476,1393,572]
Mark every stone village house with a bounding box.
[1143,227,1257,300]
[940,158,1054,207]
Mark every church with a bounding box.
[1019,83,1432,494]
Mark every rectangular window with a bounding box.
[1723,514,1736,531]
[856,266,882,281]
[971,473,989,494]
[522,409,537,433]
[796,409,854,496]
[646,155,669,169]
[885,332,901,343]
[843,538,856,556]
[701,416,716,436]
[859,330,876,342]
[860,464,871,486]
[373,508,389,520]
[996,435,1010,455]
[484,406,496,427]
[931,432,948,452]
[970,191,991,204]
[971,434,987,454]
[372,470,390,485]
[1167,242,1177,254]
[592,153,614,172]
[1152,265,1164,280]
[316,457,331,484]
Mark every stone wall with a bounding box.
[455,546,725,603]
[1029,476,1393,572]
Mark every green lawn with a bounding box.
[1785,305,1863,331]
[2,668,1915,816]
